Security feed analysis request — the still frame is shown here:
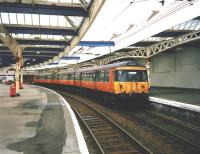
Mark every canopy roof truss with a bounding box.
[0,0,93,67]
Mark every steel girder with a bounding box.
[0,2,88,17]
[78,41,115,47]
[0,46,63,52]
[82,30,200,66]
[65,16,78,31]
[16,39,69,46]
[31,0,106,68]
[5,24,77,36]
[0,24,24,66]
[148,30,200,57]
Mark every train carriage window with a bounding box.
[58,74,62,80]
[59,74,63,80]
[68,74,71,80]
[92,72,95,81]
[63,74,68,80]
[89,72,95,81]
[127,72,137,82]
[104,70,109,82]
[63,74,66,80]
[115,70,125,82]
[81,73,85,80]
[115,70,148,82]
[96,71,100,81]
[75,73,80,80]
[80,73,83,80]
[71,74,75,80]
[100,71,104,82]
[62,74,65,80]
[86,73,90,81]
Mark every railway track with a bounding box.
[59,92,152,154]
[56,89,200,154]
[120,110,200,154]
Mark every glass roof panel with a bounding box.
[18,34,24,38]
[195,24,200,30]
[58,16,67,27]
[1,13,9,24]
[190,20,199,30]
[47,0,60,3]
[24,14,32,25]
[24,34,30,38]
[9,13,17,24]
[49,15,58,27]
[16,13,25,25]
[171,18,200,31]
[40,15,50,26]
[32,14,40,26]
[68,16,83,27]
[73,0,81,3]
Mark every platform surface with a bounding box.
[150,87,200,106]
[0,84,88,154]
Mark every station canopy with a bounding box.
[0,0,92,67]
[0,0,200,69]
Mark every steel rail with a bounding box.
[147,111,200,134]
[130,112,200,152]
[72,106,105,154]
[60,91,153,154]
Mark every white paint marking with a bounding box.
[149,96,200,113]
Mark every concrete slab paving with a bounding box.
[0,84,88,154]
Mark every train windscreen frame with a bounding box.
[115,70,148,82]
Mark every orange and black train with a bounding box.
[33,61,149,100]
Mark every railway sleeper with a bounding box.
[99,139,128,144]
[105,145,139,153]
[86,122,109,126]
[91,127,112,133]
[84,119,106,123]
[97,135,122,141]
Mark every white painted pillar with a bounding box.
[20,68,24,89]
[15,61,20,96]
[146,48,151,88]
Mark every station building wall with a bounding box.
[149,47,200,89]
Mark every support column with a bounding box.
[146,48,151,88]
[20,67,24,89]
[15,59,20,96]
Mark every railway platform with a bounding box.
[0,84,88,154]
[149,87,200,113]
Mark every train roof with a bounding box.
[36,61,146,76]
[75,61,145,73]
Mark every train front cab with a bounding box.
[113,66,149,100]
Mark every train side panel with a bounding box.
[95,69,114,93]
[81,81,95,89]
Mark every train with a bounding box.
[33,61,149,101]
